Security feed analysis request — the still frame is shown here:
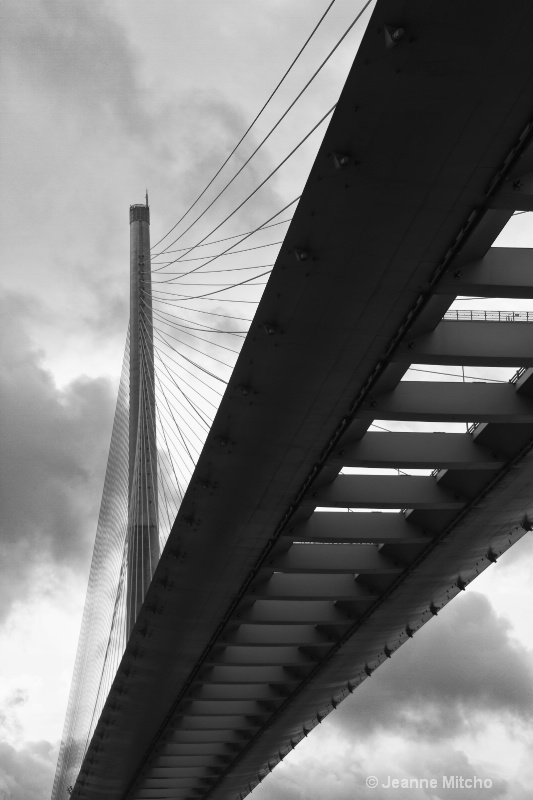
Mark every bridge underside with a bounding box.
[73,1,533,798]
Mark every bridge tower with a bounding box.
[127,199,159,635]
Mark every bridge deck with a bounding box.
[72,1,533,798]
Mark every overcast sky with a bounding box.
[1,2,532,799]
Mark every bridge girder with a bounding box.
[71,2,533,799]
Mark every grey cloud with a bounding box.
[0,692,27,741]
[1,0,282,362]
[255,746,511,800]
[0,293,117,623]
[407,749,507,800]
[2,0,284,212]
[67,258,129,344]
[5,690,28,709]
[251,590,533,800]
[331,591,533,739]
[2,0,149,138]
[0,740,56,800]
[151,90,285,247]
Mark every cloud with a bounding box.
[333,591,533,740]
[0,690,28,744]
[1,0,284,216]
[0,293,117,623]
[5,690,28,710]
[1,0,149,138]
[251,589,533,800]
[0,740,56,800]
[1,0,283,392]
[253,727,513,800]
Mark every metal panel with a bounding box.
[237,601,354,625]
[206,648,319,667]
[311,474,465,508]
[288,510,429,542]
[358,382,533,422]
[250,573,380,600]
[332,430,505,469]
[393,320,533,366]
[435,247,533,298]
[271,543,404,573]
[221,625,331,647]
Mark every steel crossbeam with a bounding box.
[287,510,430,541]
[435,247,533,298]
[357,382,533,422]
[269,543,403,573]
[205,649,320,667]
[393,320,533,366]
[236,601,354,626]
[309,474,465,508]
[250,573,380,601]
[221,626,332,647]
[329,430,505,469]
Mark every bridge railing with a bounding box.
[444,309,533,322]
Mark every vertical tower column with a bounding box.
[127,200,159,636]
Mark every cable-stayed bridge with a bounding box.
[53,1,533,798]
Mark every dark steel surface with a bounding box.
[72,1,533,798]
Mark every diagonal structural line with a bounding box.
[153,195,299,275]
[149,266,273,291]
[155,217,292,257]
[150,306,247,337]
[141,304,225,402]
[149,302,253,323]
[139,327,185,545]
[155,101,334,272]
[154,0,372,256]
[141,318,221,410]
[151,240,284,268]
[141,316,212,435]
[150,324,230,384]
[151,0,339,251]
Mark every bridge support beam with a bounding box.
[393,320,533,366]
[207,648,319,667]
[196,666,304,684]
[309,474,465,509]
[222,625,332,647]
[357,382,533,423]
[269,543,403,574]
[250,573,379,601]
[237,601,353,626]
[435,247,533,298]
[287,509,430,541]
[331,431,505,470]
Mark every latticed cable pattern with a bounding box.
[52,333,130,800]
